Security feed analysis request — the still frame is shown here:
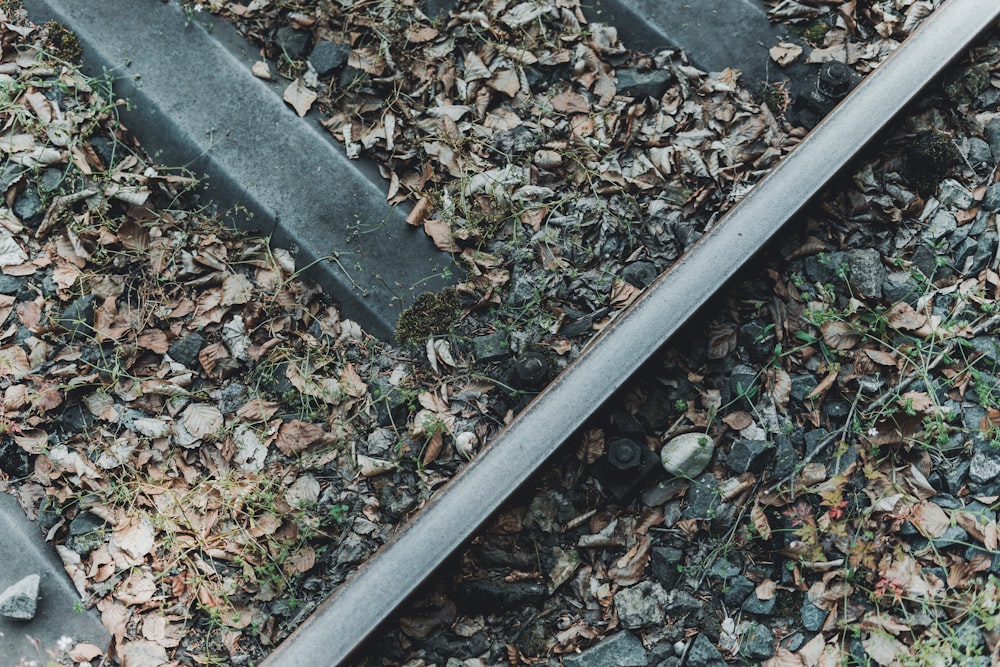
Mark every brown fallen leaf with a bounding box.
[886,301,927,331]
[276,419,326,456]
[550,90,590,114]
[821,319,860,350]
[423,218,459,252]
[283,78,316,117]
[608,534,651,585]
[137,328,170,354]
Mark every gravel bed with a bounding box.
[6,0,998,666]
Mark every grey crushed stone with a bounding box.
[614,581,669,629]
[0,574,40,620]
[561,631,649,667]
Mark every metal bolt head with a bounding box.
[607,438,642,473]
[513,351,549,390]
[818,61,853,99]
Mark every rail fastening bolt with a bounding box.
[818,61,853,99]
[607,437,643,474]
[513,351,548,390]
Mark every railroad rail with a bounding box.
[13,0,1000,667]
[257,0,1000,664]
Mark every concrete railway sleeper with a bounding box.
[258,1,1000,664]
[7,0,999,664]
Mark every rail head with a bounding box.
[261,1,1000,664]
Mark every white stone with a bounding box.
[661,432,715,478]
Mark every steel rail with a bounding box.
[263,1,1000,664]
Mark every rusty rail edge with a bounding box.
[262,0,1000,663]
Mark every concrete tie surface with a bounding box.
[23,0,456,341]
[0,492,110,665]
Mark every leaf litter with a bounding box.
[4,0,995,665]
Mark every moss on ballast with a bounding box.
[395,288,460,345]
[43,21,82,62]
[904,129,961,198]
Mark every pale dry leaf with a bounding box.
[285,474,321,508]
[118,639,169,667]
[765,647,804,667]
[886,301,926,331]
[117,569,157,606]
[233,424,268,472]
[283,78,317,117]
[111,516,157,563]
[357,453,396,477]
[137,329,170,354]
[609,277,642,308]
[406,24,439,43]
[69,643,105,662]
[862,631,907,666]
[252,60,272,80]
[755,578,777,600]
[488,69,521,97]
[864,348,897,367]
[132,417,171,439]
[766,367,792,412]
[221,272,253,306]
[770,42,803,66]
[550,90,590,114]
[910,500,949,538]
[180,403,224,441]
[339,363,367,398]
[751,502,772,540]
[287,545,317,574]
[722,411,754,431]
[0,230,29,267]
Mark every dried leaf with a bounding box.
[221,272,253,306]
[862,631,907,666]
[766,367,792,412]
[751,502,772,540]
[722,411,754,431]
[550,90,590,114]
[180,403,224,442]
[707,322,737,359]
[910,501,949,538]
[423,219,459,252]
[821,319,860,350]
[770,42,803,66]
[864,348,897,367]
[577,428,605,464]
[118,639,169,667]
[276,420,326,456]
[252,60,272,80]
[608,535,651,585]
[886,301,926,331]
[137,329,170,354]
[755,578,777,601]
[283,78,316,117]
